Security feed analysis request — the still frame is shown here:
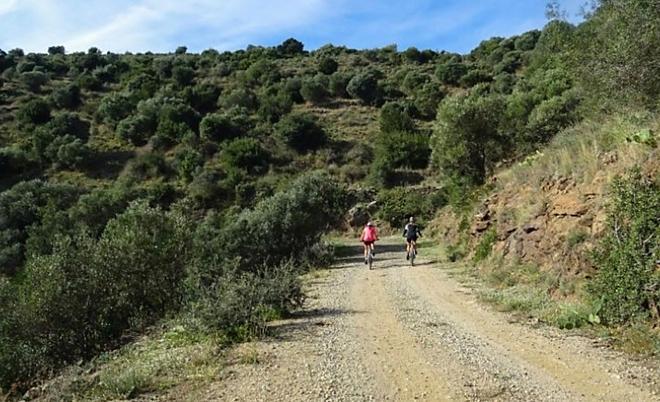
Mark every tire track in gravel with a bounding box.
[346,267,464,401]
[404,266,657,402]
[196,237,658,402]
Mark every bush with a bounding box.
[473,228,497,262]
[219,87,258,111]
[173,146,204,182]
[347,70,381,105]
[17,98,51,126]
[523,90,580,146]
[117,114,157,145]
[0,147,31,177]
[401,71,430,94]
[380,102,416,134]
[435,62,468,85]
[300,76,329,104]
[376,187,446,228]
[188,82,221,114]
[172,64,195,86]
[20,71,48,92]
[328,72,351,98]
[0,180,80,275]
[277,38,304,56]
[46,112,90,141]
[97,93,134,127]
[413,83,445,120]
[431,92,505,185]
[51,83,81,109]
[199,111,250,143]
[275,112,327,152]
[220,138,269,175]
[589,169,660,325]
[318,57,338,75]
[257,84,293,123]
[46,135,90,169]
[373,130,430,169]
[187,265,303,336]
[32,113,91,165]
[0,202,190,389]
[244,59,281,86]
[192,171,347,275]
[124,153,170,180]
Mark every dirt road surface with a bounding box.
[195,237,659,402]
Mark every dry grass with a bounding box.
[499,112,659,190]
[35,323,225,401]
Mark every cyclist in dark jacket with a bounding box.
[403,216,422,260]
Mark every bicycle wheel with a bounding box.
[368,250,374,270]
[410,248,416,266]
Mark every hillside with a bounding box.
[1,0,659,398]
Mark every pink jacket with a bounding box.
[361,226,378,242]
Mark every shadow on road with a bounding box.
[266,307,363,341]
[333,243,407,268]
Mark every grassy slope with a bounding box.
[428,112,659,354]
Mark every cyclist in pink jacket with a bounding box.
[360,221,379,264]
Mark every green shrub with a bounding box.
[187,265,303,337]
[401,71,430,94]
[380,102,416,134]
[97,92,134,128]
[300,76,329,104]
[435,62,468,85]
[318,57,338,75]
[46,135,90,169]
[188,82,221,114]
[124,153,170,180]
[589,169,660,325]
[277,38,304,56]
[473,228,497,262]
[328,72,351,98]
[0,202,191,389]
[347,70,381,105]
[376,187,446,228]
[0,147,32,177]
[431,91,505,185]
[199,111,250,143]
[117,114,157,145]
[275,112,327,152]
[220,138,269,175]
[194,171,347,275]
[173,146,204,182]
[20,71,48,92]
[371,130,430,185]
[412,83,445,120]
[51,83,80,109]
[219,87,258,111]
[171,64,194,86]
[257,84,293,123]
[17,98,51,126]
[244,59,281,86]
[0,180,80,275]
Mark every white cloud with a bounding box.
[0,0,333,52]
[0,0,18,16]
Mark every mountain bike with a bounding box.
[367,247,374,270]
[409,245,417,266]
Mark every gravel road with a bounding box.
[197,237,659,402]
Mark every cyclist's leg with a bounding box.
[363,242,368,259]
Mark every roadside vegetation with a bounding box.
[0,0,658,397]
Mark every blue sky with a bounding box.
[0,1,586,54]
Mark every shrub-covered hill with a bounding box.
[1,0,659,394]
